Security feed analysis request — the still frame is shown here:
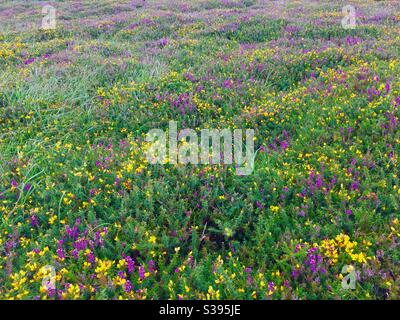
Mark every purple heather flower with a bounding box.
[148,260,156,273]
[139,266,145,280]
[223,79,233,89]
[351,181,360,191]
[306,247,322,273]
[66,225,79,240]
[281,140,289,151]
[23,57,35,65]
[268,282,275,292]
[30,215,39,228]
[87,252,95,264]
[125,280,132,293]
[347,127,353,134]
[158,38,169,47]
[11,179,18,188]
[385,80,391,93]
[346,36,360,46]
[74,238,89,251]
[184,73,195,82]
[316,174,323,188]
[124,256,135,273]
[57,247,65,259]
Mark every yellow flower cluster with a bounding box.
[206,286,221,300]
[95,259,114,278]
[10,270,28,291]
[0,47,14,59]
[113,275,127,287]
[389,218,400,238]
[63,284,80,299]
[270,205,280,214]
[318,234,370,265]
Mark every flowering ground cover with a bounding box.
[0,0,399,300]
